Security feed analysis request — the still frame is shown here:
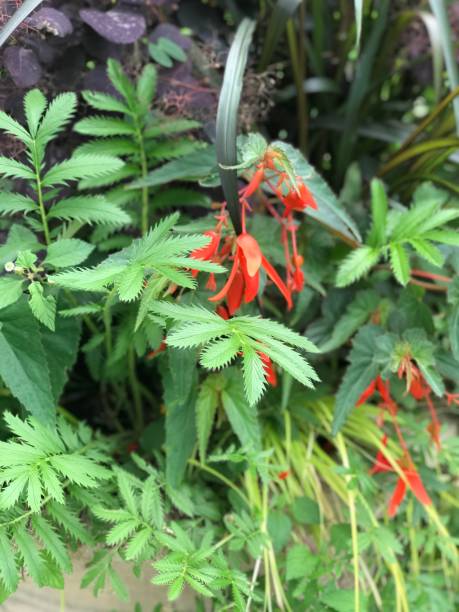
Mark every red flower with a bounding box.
[370,441,432,517]
[260,352,277,386]
[357,379,377,406]
[278,470,289,480]
[190,230,220,276]
[209,233,292,315]
[281,181,318,215]
[388,468,432,517]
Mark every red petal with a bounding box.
[409,377,428,400]
[236,233,262,277]
[260,352,277,386]
[293,267,304,292]
[388,477,406,517]
[405,470,432,506]
[243,167,264,197]
[205,273,217,291]
[191,230,220,261]
[357,379,376,406]
[227,269,244,315]
[216,305,230,320]
[261,255,292,309]
[209,250,240,302]
[376,376,391,404]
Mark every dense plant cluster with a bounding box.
[0,1,458,611]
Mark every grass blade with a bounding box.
[0,0,43,47]
[258,0,302,71]
[429,0,459,133]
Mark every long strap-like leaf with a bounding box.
[258,0,302,71]
[216,18,255,234]
[429,0,459,134]
[0,0,44,47]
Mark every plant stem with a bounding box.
[128,347,143,433]
[33,145,51,245]
[336,434,360,612]
[188,459,250,506]
[134,120,150,235]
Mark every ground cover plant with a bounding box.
[0,1,458,610]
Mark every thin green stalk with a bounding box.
[336,434,360,612]
[128,347,143,433]
[188,459,250,506]
[407,500,420,577]
[33,146,51,245]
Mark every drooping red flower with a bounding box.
[209,232,292,314]
[260,352,277,386]
[280,181,318,215]
[369,441,432,517]
[357,379,377,406]
[190,230,221,276]
[278,470,289,480]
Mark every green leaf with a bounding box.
[48,195,130,226]
[292,496,320,525]
[28,282,56,331]
[336,245,380,287]
[24,89,47,136]
[74,116,136,137]
[14,525,47,585]
[36,92,77,147]
[449,302,459,361]
[0,157,34,180]
[221,369,261,450]
[0,529,19,592]
[130,145,217,189]
[286,544,317,580]
[0,192,36,215]
[0,277,24,310]
[408,238,444,267]
[0,298,55,421]
[196,377,219,462]
[0,109,31,144]
[107,58,137,109]
[44,239,94,268]
[40,312,81,404]
[242,345,266,406]
[216,18,255,233]
[116,264,144,302]
[319,290,379,352]
[42,154,124,186]
[332,325,382,435]
[389,242,410,285]
[137,64,157,110]
[81,90,131,114]
[367,178,388,247]
[31,515,72,573]
[271,142,362,243]
[199,335,241,368]
[145,118,200,139]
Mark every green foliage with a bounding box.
[152,301,319,406]
[336,183,459,287]
[74,59,202,233]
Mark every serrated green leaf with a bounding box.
[28,283,56,331]
[0,529,19,592]
[221,369,260,450]
[0,157,34,180]
[36,92,77,147]
[199,336,241,368]
[336,245,381,287]
[82,90,131,114]
[0,192,36,215]
[48,196,130,226]
[42,154,124,186]
[0,276,24,310]
[242,345,266,406]
[24,89,47,136]
[0,299,55,421]
[74,116,136,137]
[389,242,410,285]
[116,265,145,302]
[44,239,94,269]
[332,325,381,435]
